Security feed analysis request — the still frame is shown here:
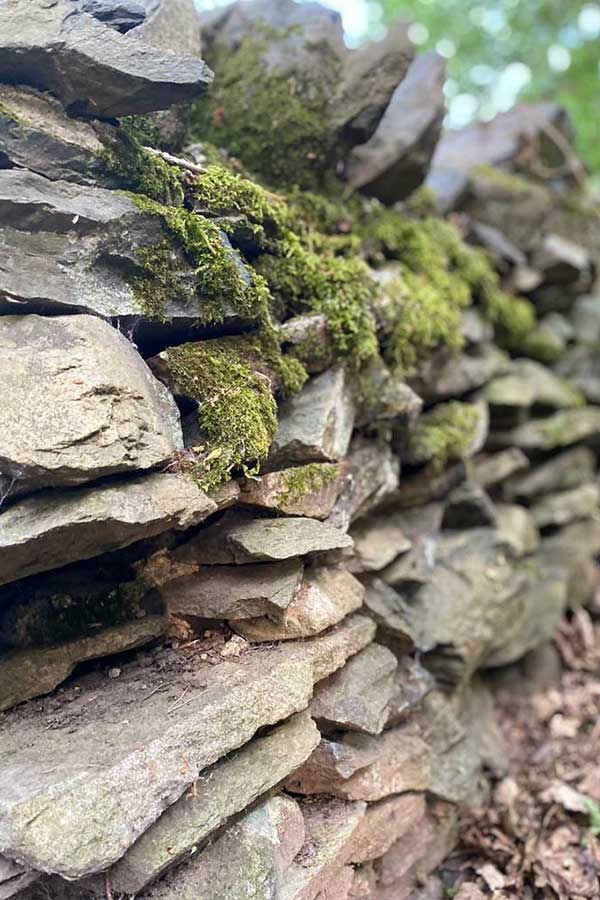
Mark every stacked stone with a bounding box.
[0,3,599,900]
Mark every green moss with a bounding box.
[518,324,565,364]
[472,164,549,197]
[193,164,286,230]
[186,27,338,190]
[401,185,439,218]
[409,402,482,471]
[277,463,342,506]
[0,99,27,126]
[130,241,196,322]
[104,132,184,206]
[164,340,279,491]
[484,288,537,348]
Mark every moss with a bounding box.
[409,402,482,471]
[472,164,548,197]
[518,324,565,364]
[193,164,286,229]
[130,241,196,322]
[186,26,338,191]
[0,99,27,126]
[401,184,439,218]
[104,131,184,206]
[164,340,279,491]
[277,463,342,506]
[484,288,537,348]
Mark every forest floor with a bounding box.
[443,600,600,900]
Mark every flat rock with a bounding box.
[490,407,600,451]
[378,503,443,591]
[348,793,426,865]
[0,84,110,185]
[388,461,467,508]
[409,344,508,404]
[531,483,600,528]
[348,512,412,573]
[326,438,400,532]
[0,314,183,496]
[0,472,215,587]
[483,359,583,417]
[363,579,417,652]
[502,446,596,500]
[571,294,600,345]
[109,712,320,894]
[404,401,489,467]
[280,314,335,374]
[238,464,348,519]
[556,345,600,404]
[356,357,422,427]
[442,482,497,530]
[268,367,356,467]
[285,733,381,785]
[173,512,353,565]
[495,503,540,557]
[539,519,600,608]
[471,448,529,488]
[130,0,202,56]
[310,644,398,735]
[0,0,212,117]
[0,857,38,899]
[231,566,364,642]
[0,616,164,712]
[345,52,445,203]
[385,657,436,728]
[531,233,593,288]
[160,559,304,621]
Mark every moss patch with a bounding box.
[104,132,184,206]
[277,463,342,506]
[409,402,483,471]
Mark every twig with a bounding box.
[142,145,207,175]
[167,685,190,713]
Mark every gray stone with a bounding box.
[231,566,364,642]
[0,473,215,587]
[238,464,349,519]
[345,52,446,203]
[363,579,417,651]
[404,401,489,467]
[310,644,398,735]
[348,793,426,865]
[556,345,600,404]
[289,614,376,684]
[483,359,583,416]
[538,519,600,608]
[75,0,146,33]
[0,0,212,117]
[108,712,320,894]
[540,312,574,344]
[130,0,202,56]
[531,233,593,288]
[467,220,527,271]
[326,438,400,532]
[531,483,600,528]
[470,448,529,489]
[284,733,381,786]
[385,658,435,728]
[0,314,183,497]
[502,446,596,501]
[0,84,111,186]
[348,512,412,573]
[387,461,467,508]
[442,482,497,530]
[0,617,164,712]
[0,857,38,899]
[173,512,353,565]
[356,357,422,427]
[409,344,508,404]
[495,503,540,557]
[268,367,356,467]
[280,315,334,375]
[490,407,600,451]
[571,294,600,345]
[160,559,304,621]
[461,309,494,345]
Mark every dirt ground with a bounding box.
[442,602,600,900]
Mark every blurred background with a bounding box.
[197,0,600,175]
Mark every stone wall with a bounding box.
[1,2,599,899]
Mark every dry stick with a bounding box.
[142,145,207,175]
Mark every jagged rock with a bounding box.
[160,559,304,620]
[442,482,497,530]
[491,407,600,451]
[385,658,435,728]
[74,0,146,33]
[0,314,183,497]
[483,359,583,422]
[238,464,349,519]
[409,345,508,404]
[379,504,443,591]
[231,567,364,642]
[530,483,600,528]
[495,503,540,557]
[0,84,111,185]
[571,294,600,345]
[108,712,320,894]
[0,857,38,899]
[130,0,202,56]
[539,519,600,608]
[326,438,400,532]
[556,345,600,404]
[0,617,164,712]
[348,794,426,864]
[348,512,412,573]
[345,52,445,203]
[0,616,371,879]
[268,367,356,467]
[470,448,529,489]
[502,446,596,501]
[363,579,416,653]
[0,473,215,588]
[388,461,467,508]
[356,357,422,428]
[531,233,594,289]
[280,314,334,374]
[288,733,381,786]
[310,644,398,735]
[173,512,352,565]
[0,0,212,117]
[287,724,431,802]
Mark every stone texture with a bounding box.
[483,359,583,419]
[0,314,183,497]
[0,0,212,117]
[502,446,596,500]
[495,503,540,557]
[356,357,422,427]
[532,233,594,289]
[108,712,320,894]
[442,482,497,529]
[405,402,489,467]
[238,464,349,519]
[363,579,417,652]
[348,793,426,864]
[348,512,412,573]
[0,857,38,899]
[131,0,202,56]
[409,344,508,404]
[310,644,398,735]
[0,616,164,712]
[491,407,600,451]
[160,559,304,621]
[286,733,381,785]
[471,448,529,488]
[231,566,364,641]
[268,367,356,467]
[326,438,400,532]
[385,657,435,728]
[539,519,600,608]
[173,512,353,565]
[346,52,446,203]
[530,483,600,528]
[571,294,600,345]
[0,473,216,587]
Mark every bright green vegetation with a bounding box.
[104,132,184,206]
[276,463,342,507]
[409,402,483,471]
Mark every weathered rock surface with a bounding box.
[556,345,600,404]
[348,793,426,865]
[483,359,583,419]
[0,315,183,496]
[532,233,594,289]
[0,0,212,117]
[530,483,600,528]
[348,511,412,572]
[108,712,320,894]
[326,438,400,532]
[0,473,215,587]
[231,566,364,641]
[173,512,353,565]
[363,579,416,652]
[495,503,540,557]
[471,448,529,488]
[502,446,596,500]
[491,407,600,451]
[356,357,422,427]
[310,644,398,735]
[130,0,202,56]
[385,657,435,728]
[268,367,356,467]
[442,482,497,530]
[160,559,304,621]
[409,344,508,403]
[238,464,348,519]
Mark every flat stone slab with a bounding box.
[310,644,398,735]
[385,657,435,728]
[409,344,508,404]
[483,359,583,413]
[348,512,412,573]
[0,314,183,496]
[231,566,364,641]
[173,512,353,565]
[491,407,600,451]
[531,483,600,528]
[502,446,596,501]
[109,712,320,894]
[0,473,215,587]
[326,437,400,532]
[160,559,304,620]
[495,503,540,557]
[0,0,212,117]
[348,793,426,864]
[471,448,529,488]
[0,614,372,879]
[238,463,348,519]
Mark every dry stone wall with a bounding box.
[0,1,599,899]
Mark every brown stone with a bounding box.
[238,464,349,519]
[348,512,412,573]
[348,793,426,864]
